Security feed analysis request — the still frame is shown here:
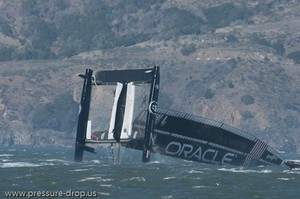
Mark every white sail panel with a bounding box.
[121,82,135,139]
[108,83,123,139]
[86,120,92,139]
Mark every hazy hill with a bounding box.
[0,0,300,153]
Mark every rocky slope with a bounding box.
[0,0,300,153]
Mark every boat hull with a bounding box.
[127,108,283,167]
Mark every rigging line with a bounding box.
[91,75,113,112]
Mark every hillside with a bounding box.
[0,0,300,153]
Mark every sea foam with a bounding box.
[0,162,41,168]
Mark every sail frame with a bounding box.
[74,67,160,162]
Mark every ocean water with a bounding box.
[1,146,299,199]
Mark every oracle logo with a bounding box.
[165,141,236,165]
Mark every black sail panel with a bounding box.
[113,83,128,142]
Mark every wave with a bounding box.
[0,154,14,157]
[42,159,71,165]
[100,184,113,187]
[44,159,70,162]
[0,162,41,168]
[218,168,272,174]
[161,195,174,199]
[69,168,90,172]
[188,169,204,174]
[277,177,294,181]
[78,176,113,182]
[90,160,101,164]
[1,159,11,162]
[283,169,300,174]
[192,185,212,189]
[129,177,146,182]
[120,176,146,182]
[98,192,110,196]
[148,160,161,164]
[163,176,177,180]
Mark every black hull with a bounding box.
[128,108,283,167]
[125,134,281,167]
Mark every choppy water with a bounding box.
[1,146,299,199]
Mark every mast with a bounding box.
[142,66,160,162]
[74,69,95,162]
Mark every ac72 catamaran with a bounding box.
[74,66,284,167]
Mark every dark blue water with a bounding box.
[1,146,299,199]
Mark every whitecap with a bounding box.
[0,162,41,168]
[148,161,160,164]
[218,168,271,174]
[163,176,176,180]
[192,185,211,189]
[188,169,204,174]
[161,195,173,199]
[78,177,99,182]
[98,192,110,196]
[0,154,14,157]
[40,162,55,166]
[69,169,89,172]
[283,170,300,174]
[260,169,272,173]
[129,177,146,182]
[100,184,113,187]
[78,177,113,182]
[12,184,19,186]
[42,159,70,166]
[278,178,292,181]
[90,160,101,164]
[218,168,249,173]
[44,159,69,163]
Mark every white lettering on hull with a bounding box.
[165,141,236,164]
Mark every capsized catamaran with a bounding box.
[74,66,284,167]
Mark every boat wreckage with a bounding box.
[74,66,284,167]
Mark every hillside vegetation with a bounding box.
[0,0,300,153]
